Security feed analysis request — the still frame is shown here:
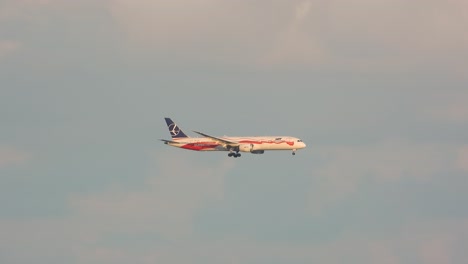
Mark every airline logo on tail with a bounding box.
[168,123,180,136]
[164,118,188,138]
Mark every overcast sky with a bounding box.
[1,1,468,263]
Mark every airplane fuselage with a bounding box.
[161,117,306,157]
[164,136,306,152]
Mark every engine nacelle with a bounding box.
[238,144,253,152]
[238,144,264,154]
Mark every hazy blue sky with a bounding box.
[1,1,468,263]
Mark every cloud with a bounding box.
[2,217,467,264]
[109,1,262,61]
[405,219,468,264]
[0,146,30,168]
[108,0,330,66]
[307,140,454,215]
[294,1,312,21]
[457,146,468,172]
[2,0,467,71]
[418,235,454,264]
[420,90,468,124]
[261,1,329,67]
[0,40,21,59]
[322,1,468,54]
[0,151,235,263]
[430,100,468,124]
[68,151,234,239]
[0,0,55,21]
[106,0,468,72]
[1,148,467,263]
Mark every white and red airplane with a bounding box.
[160,118,306,158]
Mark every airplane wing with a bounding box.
[192,131,239,146]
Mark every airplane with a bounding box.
[160,117,306,158]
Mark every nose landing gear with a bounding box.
[292,149,296,156]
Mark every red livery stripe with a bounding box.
[181,143,219,151]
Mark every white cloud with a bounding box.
[307,140,454,215]
[69,151,234,239]
[109,0,266,62]
[0,40,21,59]
[1,147,466,263]
[106,0,468,72]
[431,101,468,124]
[295,1,313,21]
[457,146,468,172]
[0,151,235,263]
[0,146,30,168]
[0,0,56,21]
[108,0,330,66]
[404,219,467,264]
[418,235,454,264]
[422,91,468,124]
[2,0,467,71]
[261,1,329,67]
[2,217,467,264]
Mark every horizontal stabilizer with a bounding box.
[160,139,188,144]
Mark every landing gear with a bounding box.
[228,152,241,158]
[227,146,241,158]
[292,149,296,156]
[228,150,241,158]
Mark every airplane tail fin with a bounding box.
[164,117,189,139]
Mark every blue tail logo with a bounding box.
[165,118,189,138]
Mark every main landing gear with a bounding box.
[228,152,241,158]
[228,146,241,158]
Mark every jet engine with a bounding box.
[238,144,264,154]
[239,144,253,152]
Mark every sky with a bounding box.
[1,0,468,263]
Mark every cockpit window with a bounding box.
[275,137,282,140]
[297,139,302,142]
